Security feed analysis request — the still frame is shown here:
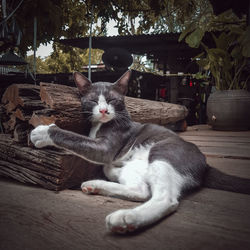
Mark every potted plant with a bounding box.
[180,9,250,130]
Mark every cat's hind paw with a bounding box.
[106,209,138,234]
[81,182,99,195]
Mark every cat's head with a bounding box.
[73,70,131,124]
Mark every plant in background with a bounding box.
[179,9,250,90]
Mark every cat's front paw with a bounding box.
[30,124,55,148]
[106,209,139,234]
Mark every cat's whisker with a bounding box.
[79,111,93,114]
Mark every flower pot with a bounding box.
[207,90,250,131]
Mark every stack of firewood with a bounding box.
[0,82,188,190]
[1,84,43,143]
[1,83,89,143]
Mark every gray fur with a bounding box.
[48,71,208,192]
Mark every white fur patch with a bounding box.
[89,122,102,139]
[91,94,115,123]
[30,124,55,148]
[104,159,184,233]
[118,145,152,185]
[98,94,108,111]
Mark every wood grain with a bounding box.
[1,84,41,109]
[0,134,103,190]
[40,82,188,126]
[0,179,249,250]
[179,125,250,159]
[1,125,250,249]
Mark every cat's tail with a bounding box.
[203,166,250,195]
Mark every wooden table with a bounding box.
[0,125,250,250]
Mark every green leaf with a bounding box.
[178,23,196,42]
[185,27,204,48]
[231,45,241,59]
[241,26,250,57]
[212,32,229,50]
[192,52,205,60]
[208,48,232,70]
[196,59,210,70]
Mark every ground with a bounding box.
[0,125,250,250]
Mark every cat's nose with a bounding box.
[99,108,108,114]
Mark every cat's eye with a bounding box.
[90,100,98,104]
[107,99,117,104]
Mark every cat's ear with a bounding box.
[113,70,131,95]
[73,72,92,95]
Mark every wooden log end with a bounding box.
[13,123,32,143]
[29,111,58,128]
[14,108,31,121]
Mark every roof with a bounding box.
[59,33,199,60]
[0,51,28,65]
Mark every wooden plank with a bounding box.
[183,140,250,151]
[0,179,249,250]
[180,126,250,159]
[0,124,250,249]
[182,140,250,159]
[206,157,250,178]
[180,135,250,143]
[180,124,250,137]
[196,146,250,159]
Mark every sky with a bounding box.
[27,20,119,59]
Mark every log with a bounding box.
[13,122,32,143]
[14,108,32,121]
[125,97,187,125]
[29,109,60,126]
[28,108,87,134]
[3,113,16,132]
[40,83,82,110]
[1,84,47,135]
[0,104,8,126]
[0,134,104,191]
[1,84,41,110]
[4,101,16,113]
[38,82,188,127]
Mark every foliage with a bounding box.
[1,0,213,54]
[1,0,91,55]
[1,0,213,74]
[130,55,153,73]
[85,0,212,34]
[25,43,103,74]
[179,9,250,90]
[25,55,50,74]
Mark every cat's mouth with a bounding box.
[100,115,110,123]
[95,113,113,123]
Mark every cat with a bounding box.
[30,70,250,234]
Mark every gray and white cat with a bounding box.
[31,71,250,234]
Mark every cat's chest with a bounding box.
[89,123,102,139]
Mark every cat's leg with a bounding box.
[81,179,150,202]
[81,164,150,201]
[106,160,184,233]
